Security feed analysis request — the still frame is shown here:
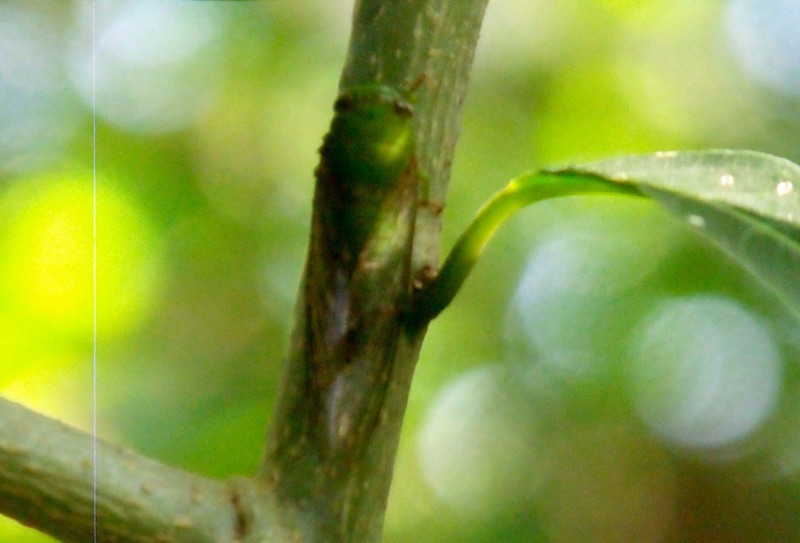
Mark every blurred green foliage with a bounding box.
[2,1,800,542]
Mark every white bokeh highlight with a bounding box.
[0,3,79,173]
[69,1,229,134]
[417,364,552,518]
[626,295,782,450]
[725,0,800,96]
[507,202,679,383]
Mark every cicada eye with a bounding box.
[334,95,355,112]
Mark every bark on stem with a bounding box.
[0,398,253,543]
[259,1,488,542]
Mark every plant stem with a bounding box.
[0,398,259,543]
[258,1,489,542]
[409,171,643,325]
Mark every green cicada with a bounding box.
[303,82,420,454]
[314,84,416,271]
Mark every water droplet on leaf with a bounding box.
[686,214,706,228]
[776,180,794,196]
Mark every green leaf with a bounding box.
[411,150,800,326]
[568,150,800,226]
[558,150,800,324]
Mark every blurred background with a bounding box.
[1,0,800,541]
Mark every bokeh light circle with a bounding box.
[507,199,680,383]
[0,172,162,342]
[417,364,553,519]
[625,295,782,450]
[724,0,800,96]
[69,1,229,134]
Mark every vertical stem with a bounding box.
[258,1,488,542]
[341,0,489,273]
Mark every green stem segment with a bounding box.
[409,170,643,325]
[260,1,490,542]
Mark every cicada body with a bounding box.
[304,83,419,455]
[315,84,415,271]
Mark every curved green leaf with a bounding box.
[559,150,800,324]
[411,150,800,327]
[565,150,800,229]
